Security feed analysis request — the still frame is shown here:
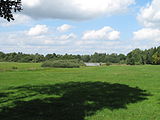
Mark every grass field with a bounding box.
[0,62,42,71]
[0,62,160,120]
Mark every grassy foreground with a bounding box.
[0,62,160,120]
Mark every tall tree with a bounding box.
[0,0,22,21]
[152,52,160,65]
[126,49,143,65]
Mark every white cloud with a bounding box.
[108,31,120,40]
[137,0,160,28]
[133,28,160,42]
[82,26,120,40]
[22,0,135,20]
[57,24,72,32]
[27,25,49,36]
[23,0,41,7]
[134,0,160,43]
[59,33,77,40]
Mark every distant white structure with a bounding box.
[84,63,101,66]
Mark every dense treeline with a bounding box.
[126,46,160,65]
[0,52,126,64]
[0,46,160,65]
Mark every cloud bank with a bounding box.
[0,24,122,54]
[22,0,135,20]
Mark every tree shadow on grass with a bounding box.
[0,93,8,98]
[0,82,150,120]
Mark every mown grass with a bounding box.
[0,63,160,120]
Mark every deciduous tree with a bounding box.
[0,0,22,21]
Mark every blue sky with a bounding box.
[0,0,160,55]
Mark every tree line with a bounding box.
[126,46,160,65]
[0,46,160,65]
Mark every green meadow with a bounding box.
[0,62,160,120]
[0,62,42,71]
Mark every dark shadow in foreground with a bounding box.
[0,82,150,120]
[0,93,8,98]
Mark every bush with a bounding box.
[119,60,126,64]
[105,62,112,66]
[12,66,18,70]
[41,60,85,68]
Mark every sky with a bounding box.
[0,0,160,55]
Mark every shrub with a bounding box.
[12,66,18,69]
[105,62,112,66]
[41,60,85,68]
[119,60,126,64]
